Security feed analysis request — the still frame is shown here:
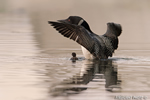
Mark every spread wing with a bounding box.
[104,22,122,50]
[48,21,95,54]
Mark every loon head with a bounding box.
[58,16,93,33]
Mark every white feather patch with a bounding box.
[75,36,79,41]
[78,19,84,25]
[81,46,94,59]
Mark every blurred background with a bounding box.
[1,0,150,50]
[0,0,150,100]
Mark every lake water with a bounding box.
[0,1,150,100]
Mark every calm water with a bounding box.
[1,1,150,100]
[0,13,150,100]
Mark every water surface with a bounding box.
[1,1,150,100]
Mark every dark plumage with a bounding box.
[48,16,122,59]
[70,52,78,62]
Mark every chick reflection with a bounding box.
[50,59,120,96]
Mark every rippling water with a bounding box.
[1,1,150,99]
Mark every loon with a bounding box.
[70,52,78,62]
[48,16,122,59]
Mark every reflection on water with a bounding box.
[1,0,150,100]
[50,59,120,96]
[0,11,150,100]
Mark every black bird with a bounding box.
[48,16,122,59]
[70,52,78,62]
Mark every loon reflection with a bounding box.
[50,59,121,96]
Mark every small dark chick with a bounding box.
[70,52,78,61]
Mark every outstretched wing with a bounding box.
[104,22,122,50]
[48,21,95,54]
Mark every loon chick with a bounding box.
[48,16,122,59]
[70,52,78,62]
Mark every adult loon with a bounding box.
[48,16,122,59]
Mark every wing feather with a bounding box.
[48,21,95,54]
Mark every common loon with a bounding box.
[48,16,122,59]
